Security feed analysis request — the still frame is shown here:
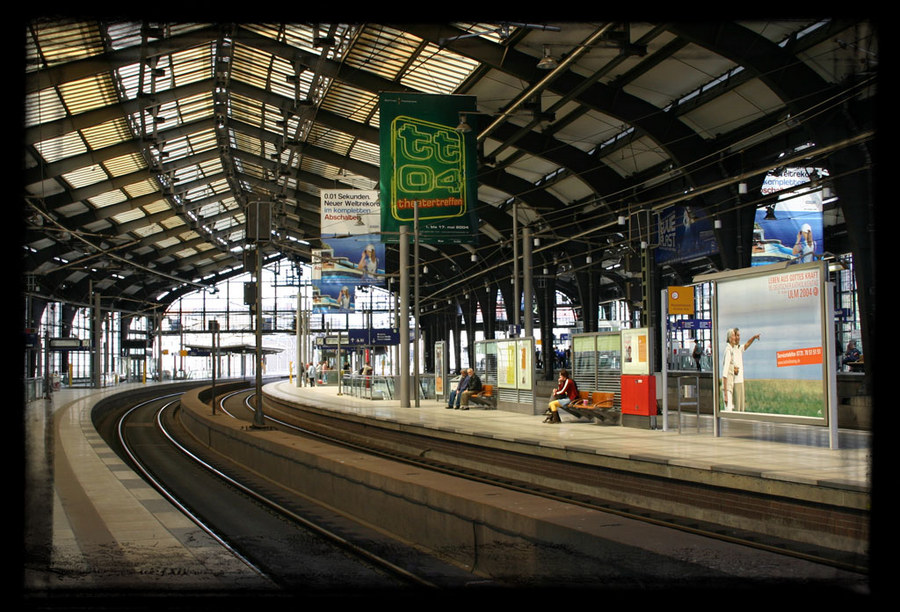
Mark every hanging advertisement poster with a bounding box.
[752,168,825,266]
[311,249,354,313]
[378,92,479,245]
[655,204,718,265]
[320,189,381,237]
[313,190,385,313]
[706,261,831,425]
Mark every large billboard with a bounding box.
[709,261,831,425]
[379,92,479,244]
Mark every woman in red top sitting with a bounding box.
[545,369,576,424]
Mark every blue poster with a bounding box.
[313,190,386,313]
[751,187,823,266]
[655,205,718,264]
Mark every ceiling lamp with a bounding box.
[537,46,558,70]
[456,113,472,133]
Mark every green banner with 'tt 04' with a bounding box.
[379,92,480,245]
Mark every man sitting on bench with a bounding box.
[459,368,489,409]
[446,369,469,409]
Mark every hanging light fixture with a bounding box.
[537,46,558,70]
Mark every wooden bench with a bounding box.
[562,391,619,424]
[467,384,496,409]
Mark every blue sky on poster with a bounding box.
[716,265,824,380]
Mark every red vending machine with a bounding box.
[620,374,657,416]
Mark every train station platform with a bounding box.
[22,380,876,604]
[261,381,874,558]
[265,380,872,495]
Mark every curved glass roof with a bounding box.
[23,20,877,311]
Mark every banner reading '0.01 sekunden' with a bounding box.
[312,190,385,314]
[379,92,479,244]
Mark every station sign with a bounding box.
[347,328,400,346]
[49,337,91,350]
[672,319,712,331]
[667,286,695,315]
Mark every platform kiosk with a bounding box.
[619,327,659,429]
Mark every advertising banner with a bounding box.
[378,92,479,244]
[313,190,385,313]
[320,189,381,236]
[655,205,718,265]
[752,168,825,266]
[712,261,829,423]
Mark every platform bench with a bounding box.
[562,391,620,424]
[468,384,496,409]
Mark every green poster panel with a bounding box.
[379,92,479,244]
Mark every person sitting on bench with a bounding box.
[446,369,469,409]
[545,369,576,423]
[459,368,482,410]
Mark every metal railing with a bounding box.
[332,373,436,401]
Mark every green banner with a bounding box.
[379,92,479,244]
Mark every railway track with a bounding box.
[93,384,868,594]
[94,387,486,592]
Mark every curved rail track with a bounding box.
[93,384,868,594]
[94,387,484,592]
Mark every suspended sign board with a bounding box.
[49,337,91,350]
[347,329,400,346]
[378,92,479,245]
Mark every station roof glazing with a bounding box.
[22,20,877,314]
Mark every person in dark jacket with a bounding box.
[446,370,469,409]
[459,368,482,410]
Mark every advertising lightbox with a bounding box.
[705,261,832,425]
